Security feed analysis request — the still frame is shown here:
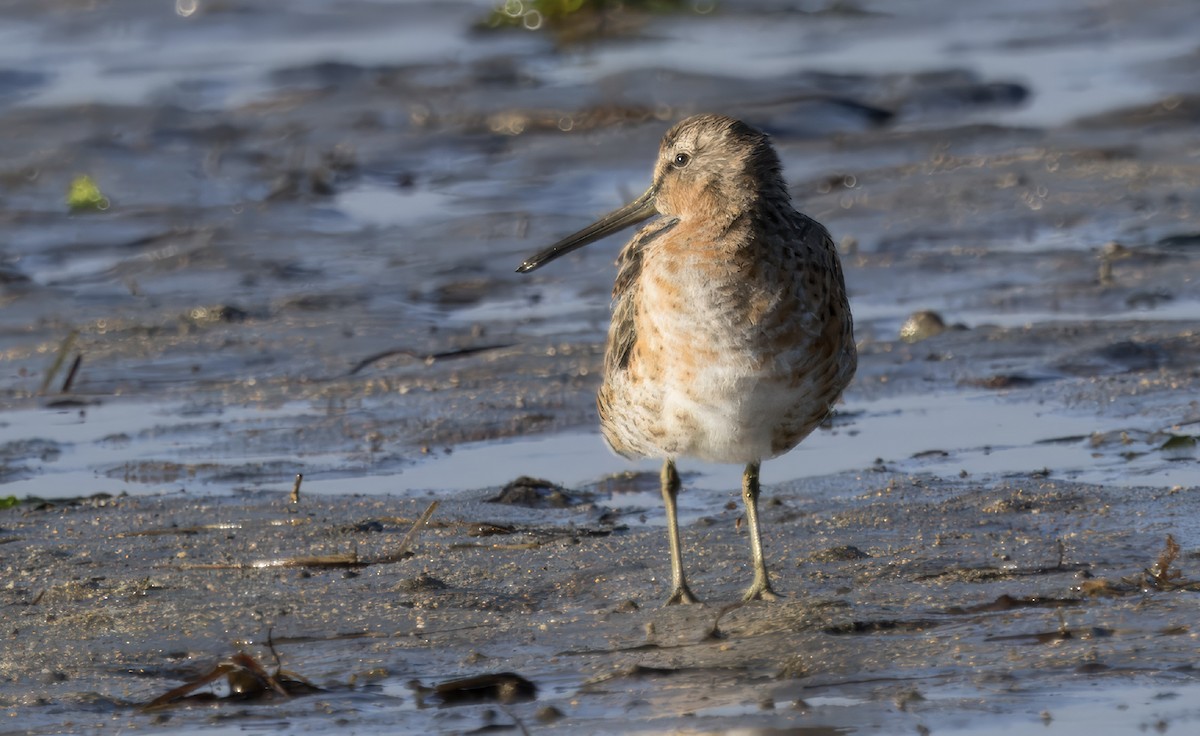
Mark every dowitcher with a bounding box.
[517,114,856,604]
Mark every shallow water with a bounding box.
[7,388,1195,503]
[1,0,1199,733]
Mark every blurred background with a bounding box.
[0,0,1197,499]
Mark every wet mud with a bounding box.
[2,0,1200,733]
[6,477,1200,733]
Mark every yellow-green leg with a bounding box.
[741,461,779,601]
[661,459,700,605]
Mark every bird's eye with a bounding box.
[672,152,692,168]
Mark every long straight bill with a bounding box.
[516,187,657,273]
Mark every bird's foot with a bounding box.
[665,584,701,606]
[741,580,780,602]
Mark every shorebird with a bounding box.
[517,114,856,604]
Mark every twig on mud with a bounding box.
[448,525,613,551]
[176,552,365,570]
[60,354,83,393]
[118,522,243,538]
[290,473,303,504]
[39,330,78,394]
[375,500,439,564]
[120,519,308,539]
[347,343,513,376]
[266,624,283,673]
[500,704,532,736]
[1145,533,1184,588]
[141,650,317,711]
[171,501,437,570]
[1082,534,1200,596]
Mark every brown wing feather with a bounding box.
[607,217,679,373]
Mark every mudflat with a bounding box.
[2,0,1199,732]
